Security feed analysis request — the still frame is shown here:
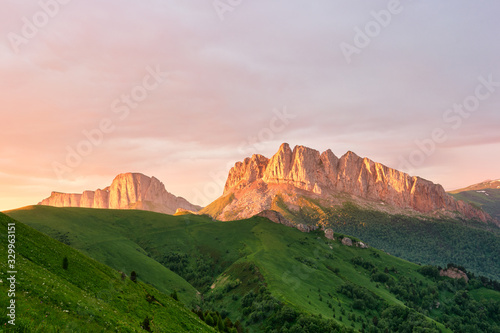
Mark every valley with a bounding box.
[5,206,500,332]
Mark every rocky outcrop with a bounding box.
[324,228,335,240]
[342,237,353,246]
[218,143,490,222]
[439,267,469,282]
[356,241,368,249]
[39,173,201,215]
[256,210,320,234]
[256,210,295,228]
[174,208,198,215]
[296,223,319,233]
[40,192,82,207]
[224,154,269,193]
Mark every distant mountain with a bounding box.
[449,179,500,193]
[449,179,500,221]
[201,143,491,223]
[39,172,202,214]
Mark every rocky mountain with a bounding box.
[201,143,491,223]
[39,173,201,214]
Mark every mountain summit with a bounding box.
[39,172,201,214]
[203,143,490,223]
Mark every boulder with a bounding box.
[439,267,469,282]
[342,237,353,246]
[324,228,335,240]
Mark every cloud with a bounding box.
[1,0,499,210]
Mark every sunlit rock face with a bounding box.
[210,143,490,223]
[39,173,201,214]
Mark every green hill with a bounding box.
[267,197,500,281]
[5,206,500,332]
[450,189,500,221]
[0,212,214,332]
[5,206,203,305]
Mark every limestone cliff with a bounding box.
[39,173,201,214]
[209,143,491,223]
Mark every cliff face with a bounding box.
[215,143,490,222]
[39,173,201,215]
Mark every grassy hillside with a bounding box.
[0,212,214,332]
[450,189,500,221]
[5,206,202,305]
[270,197,500,281]
[6,206,500,332]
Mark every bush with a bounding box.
[372,272,390,283]
[418,265,440,279]
[142,316,151,332]
[62,257,68,270]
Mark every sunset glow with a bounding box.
[1,1,499,211]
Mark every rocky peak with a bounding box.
[262,143,294,183]
[224,154,269,194]
[218,143,491,223]
[39,172,201,214]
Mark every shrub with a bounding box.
[62,257,68,270]
[130,271,137,282]
[170,289,179,301]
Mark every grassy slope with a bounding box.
[450,189,500,221]
[198,193,235,218]
[5,206,201,305]
[0,212,214,332]
[11,206,500,331]
[271,197,500,280]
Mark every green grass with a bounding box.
[0,212,215,332]
[451,189,500,221]
[269,199,500,280]
[5,206,204,305]
[5,206,500,332]
[198,193,235,219]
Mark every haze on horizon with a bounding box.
[1,0,499,211]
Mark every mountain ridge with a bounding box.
[39,172,201,214]
[449,179,500,194]
[207,143,491,223]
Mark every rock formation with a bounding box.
[256,210,322,233]
[39,173,201,215]
[205,143,490,223]
[342,237,353,246]
[324,228,335,240]
[296,223,319,233]
[356,241,368,249]
[256,210,295,228]
[439,267,469,282]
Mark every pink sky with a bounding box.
[1,1,499,211]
